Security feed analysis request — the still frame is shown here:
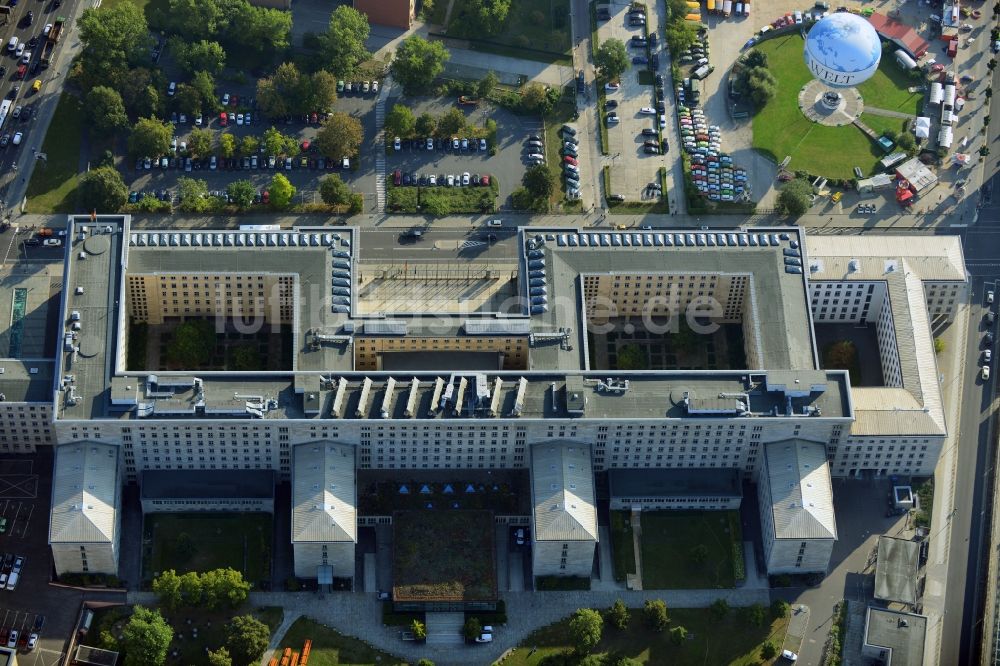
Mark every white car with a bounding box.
[606,113,620,124]
[12,132,22,146]
[15,43,24,58]
[42,23,52,36]
[639,107,656,115]
[342,157,350,169]
[210,156,217,170]
[426,137,434,150]
[27,633,37,650]
[372,80,379,93]
[428,174,437,185]
[394,136,401,151]
[526,153,545,161]
[985,349,992,362]
[604,82,621,91]
[988,290,995,304]
[236,113,244,125]
[659,114,667,128]
[475,633,493,643]
[781,650,798,662]
[221,92,230,105]
[21,51,31,65]
[461,172,470,186]
[446,174,455,186]
[983,365,991,381]
[194,114,203,126]
[7,630,17,648]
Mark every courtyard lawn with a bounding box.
[276,617,407,666]
[859,113,910,141]
[856,59,924,115]
[639,511,741,589]
[751,35,895,179]
[446,0,573,64]
[503,607,790,666]
[25,93,84,214]
[145,513,272,584]
[611,510,636,582]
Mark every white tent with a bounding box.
[915,117,931,139]
[938,126,954,148]
[929,83,943,105]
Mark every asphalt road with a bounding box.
[357,226,520,262]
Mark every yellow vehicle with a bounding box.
[615,224,627,230]
[831,191,843,203]
[31,79,41,93]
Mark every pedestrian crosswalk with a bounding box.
[458,240,486,250]
[374,77,392,213]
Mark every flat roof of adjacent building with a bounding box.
[0,359,54,403]
[140,469,275,499]
[608,468,742,498]
[875,536,920,605]
[864,607,927,666]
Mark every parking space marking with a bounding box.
[28,648,64,666]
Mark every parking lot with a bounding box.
[383,97,534,207]
[598,3,668,201]
[126,83,380,209]
[0,451,121,665]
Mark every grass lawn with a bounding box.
[385,180,498,213]
[93,605,282,666]
[503,607,789,666]
[393,510,497,602]
[611,511,636,582]
[145,513,272,584]
[277,617,407,666]
[751,35,904,179]
[25,93,84,214]
[859,113,910,141]
[856,59,924,115]
[639,511,741,589]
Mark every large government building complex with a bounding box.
[0,217,965,588]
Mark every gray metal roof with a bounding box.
[608,468,742,499]
[140,469,274,499]
[531,441,598,542]
[291,441,357,543]
[763,439,837,541]
[49,443,118,544]
[874,536,920,605]
[864,607,927,666]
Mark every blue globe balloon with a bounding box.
[804,13,881,88]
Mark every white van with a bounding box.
[6,36,17,53]
[6,571,18,591]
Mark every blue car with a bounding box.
[743,37,756,49]
[632,56,648,64]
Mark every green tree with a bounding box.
[411,619,427,640]
[79,166,128,212]
[163,0,220,41]
[225,615,271,666]
[746,603,766,626]
[616,344,647,370]
[257,62,307,119]
[386,104,417,139]
[741,66,777,107]
[664,21,698,55]
[743,49,768,69]
[825,340,857,369]
[468,0,511,34]
[152,569,183,610]
[934,337,945,354]
[86,86,129,135]
[128,117,173,158]
[187,127,214,159]
[315,112,363,159]
[119,68,160,118]
[392,35,451,95]
[320,174,352,205]
[760,640,778,660]
[612,658,642,666]
[771,599,791,618]
[669,625,688,646]
[191,70,221,114]
[777,178,813,216]
[595,38,628,81]
[176,177,212,213]
[240,135,260,156]
[166,319,216,367]
[569,608,603,653]
[522,163,555,198]
[690,543,709,564]
[307,70,339,114]
[896,132,916,154]
[218,133,236,158]
[223,2,292,54]
[262,126,291,157]
[709,598,730,620]
[606,599,630,631]
[478,70,499,98]
[269,173,296,209]
[201,568,251,610]
[520,82,551,113]
[463,617,482,642]
[78,2,151,70]
[436,107,467,137]
[121,607,173,666]
[321,5,370,75]
[227,180,257,208]
[176,39,226,75]
[416,660,435,666]
[173,84,204,116]
[207,647,233,666]
[415,113,437,137]
[643,599,670,632]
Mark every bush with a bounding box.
[772,599,791,618]
[760,640,778,660]
[669,625,688,646]
[709,598,729,620]
[643,599,670,632]
[606,599,630,630]
[745,603,766,626]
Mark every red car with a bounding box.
[481,175,490,186]
[393,169,401,185]
[301,140,311,151]
[310,112,318,124]
[219,112,228,126]
[261,190,270,204]
[229,94,239,107]
[15,65,25,80]
[562,155,578,166]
